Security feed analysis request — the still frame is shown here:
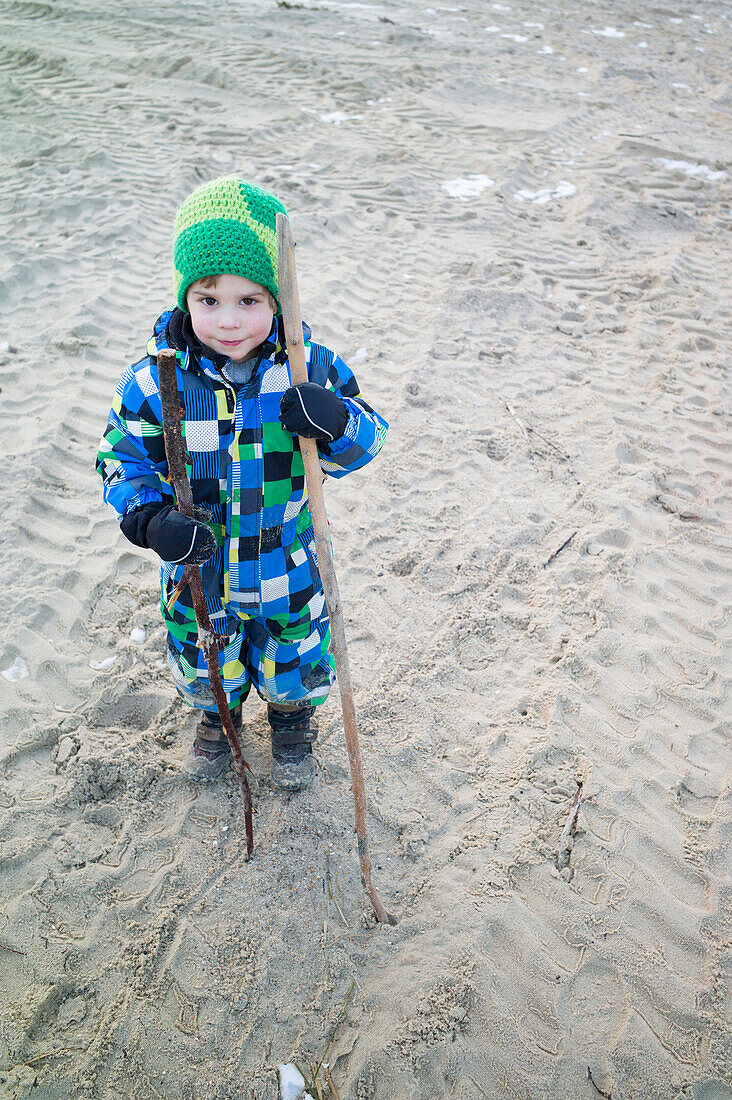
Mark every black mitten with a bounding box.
[121,502,216,566]
[279,382,348,442]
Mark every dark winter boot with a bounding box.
[182,704,242,781]
[268,703,317,791]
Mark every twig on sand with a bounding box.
[504,400,579,482]
[323,1064,342,1100]
[465,804,492,825]
[504,399,528,439]
[543,531,577,569]
[312,981,355,1084]
[296,982,355,1098]
[555,781,583,866]
[587,1066,613,1099]
[1,1048,78,1072]
[526,424,580,483]
[158,350,254,860]
[468,1074,489,1098]
[325,848,350,929]
[0,942,26,956]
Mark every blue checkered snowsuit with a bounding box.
[96,310,388,710]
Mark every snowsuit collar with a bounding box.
[148,307,302,388]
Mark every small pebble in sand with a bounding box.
[130,627,146,643]
[57,737,75,765]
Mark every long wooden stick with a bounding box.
[276,213,395,924]
[157,349,254,860]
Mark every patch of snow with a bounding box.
[652,158,726,181]
[89,656,117,670]
[442,175,495,199]
[515,180,576,204]
[318,111,362,125]
[1,657,28,683]
[278,1064,315,1100]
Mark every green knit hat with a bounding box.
[173,177,287,312]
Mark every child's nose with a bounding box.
[219,308,240,329]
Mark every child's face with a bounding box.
[186,274,275,362]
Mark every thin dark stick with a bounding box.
[0,942,26,956]
[277,213,395,925]
[543,531,577,569]
[157,349,254,860]
[587,1067,613,1099]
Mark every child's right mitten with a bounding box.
[121,502,216,566]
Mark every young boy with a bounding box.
[96,177,387,790]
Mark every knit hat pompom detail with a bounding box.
[173,177,288,312]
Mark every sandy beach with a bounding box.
[0,0,730,1097]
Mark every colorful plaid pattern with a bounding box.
[96,308,387,706]
[165,590,334,709]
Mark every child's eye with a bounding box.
[241,297,257,306]
[202,296,217,306]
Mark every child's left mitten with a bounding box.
[280,382,348,443]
